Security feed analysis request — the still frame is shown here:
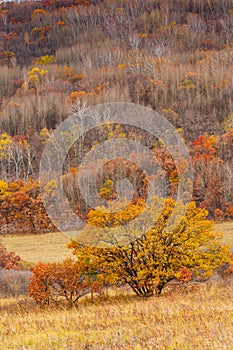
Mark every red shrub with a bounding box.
[0,238,21,270]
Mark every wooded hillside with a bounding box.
[0,0,232,233]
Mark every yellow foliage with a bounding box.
[69,91,87,103]
[178,78,196,90]
[0,180,8,196]
[94,82,109,95]
[202,134,218,149]
[117,63,127,70]
[35,55,55,65]
[27,66,48,88]
[99,179,114,200]
[31,9,46,20]
[0,133,12,160]
[138,33,148,38]
[44,180,57,198]
[21,81,27,89]
[70,198,230,297]
[0,133,11,146]
[39,128,50,144]
[222,113,233,132]
[87,197,146,230]
[62,65,74,78]
[32,27,41,32]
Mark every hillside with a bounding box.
[0,0,232,236]
[0,3,233,349]
[0,0,233,137]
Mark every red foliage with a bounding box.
[178,266,192,283]
[0,238,21,270]
[28,259,104,306]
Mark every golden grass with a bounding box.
[0,286,233,349]
[2,232,72,264]
[2,221,233,264]
[215,221,233,247]
[1,223,233,349]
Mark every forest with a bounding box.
[0,0,232,235]
[0,1,233,348]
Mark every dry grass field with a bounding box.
[215,221,233,247]
[2,232,72,263]
[0,222,233,349]
[0,286,233,350]
[2,221,233,264]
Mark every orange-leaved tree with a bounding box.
[28,257,104,306]
[0,179,53,234]
[69,198,230,296]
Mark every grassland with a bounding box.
[1,223,233,349]
[215,221,233,247]
[2,232,72,263]
[0,286,233,350]
[2,221,233,264]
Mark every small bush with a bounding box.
[0,237,21,270]
[28,259,104,307]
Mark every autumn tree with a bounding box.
[70,198,230,296]
[191,133,228,217]
[0,133,35,181]
[28,258,104,306]
[0,179,53,234]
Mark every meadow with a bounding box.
[2,221,233,264]
[215,222,233,247]
[2,231,72,263]
[0,285,233,350]
[0,1,232,348]
[1,222,232,350]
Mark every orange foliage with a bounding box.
[69,90,87,103]
[28,259,104,306]
[0,237,21,270]
[0,180,53,234]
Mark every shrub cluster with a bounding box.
[28,259,104,306]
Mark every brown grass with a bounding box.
[1,223,233,349]
[0,286,233,349]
